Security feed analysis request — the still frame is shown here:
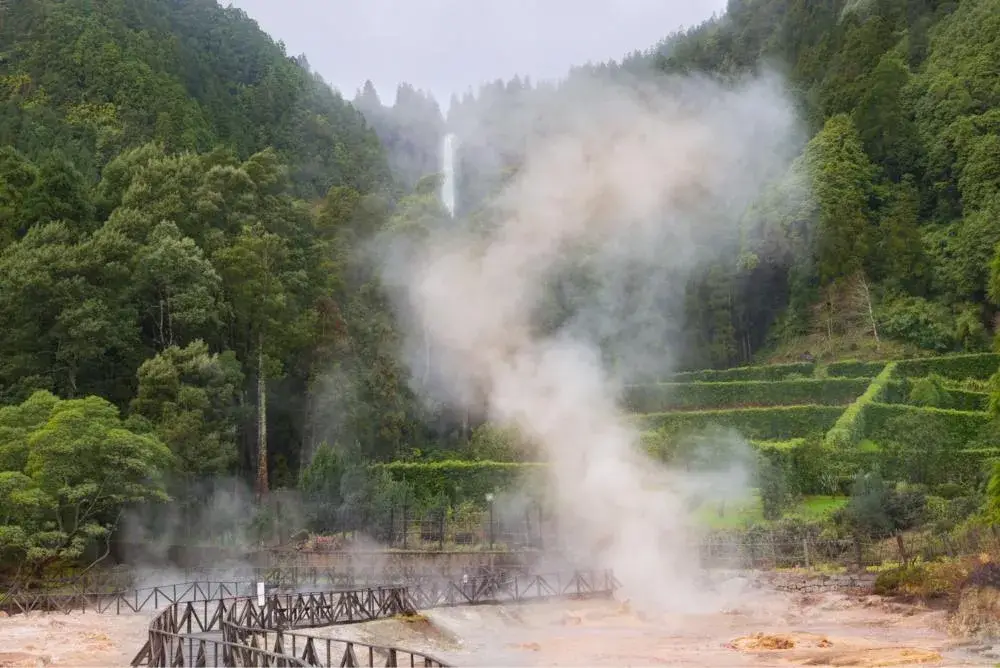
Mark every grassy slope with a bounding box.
[695,495,848,530]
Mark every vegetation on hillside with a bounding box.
[3,0,1000,578]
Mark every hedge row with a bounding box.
[635,405,843,441]
[949,449,1000,485]
[374,461,545,505]
[666,362,815,383]
[824,363,896,448]
[825,360,887,378]
[881,379,988,412]
[894,353,1000,380]
[624,378,867,413]
[863,403,992,449]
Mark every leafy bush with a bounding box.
[825,363,896,448]
[636,405,844,441]
[874,560,967,599]
[835,471,926,539]
[299,442,346,531]
[826,360,887,378]
[908,374,950,408]
[883,379,987,411]
[877,296,962,352]
[467,423,526,461]
[624,378,867,412]
[895,353,1000,380]
[375,461,545,506]
[865,404,991,449]
[666,362,815,383]
[756,452,795,520]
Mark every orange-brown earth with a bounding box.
[316,583,998,667]
[1,579,998,667]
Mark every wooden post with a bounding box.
[803,537,810,569]
[438,509,445,551]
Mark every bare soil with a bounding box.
[1,576,999,667]
[0,610,153,667]
[316,580,1000,667]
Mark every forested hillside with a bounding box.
[0,0,447,572]
[2,0,1000,573]
[371,0,1000,369]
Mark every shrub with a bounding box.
[374,461,545,506]
[908,375,950,408]
[757,453,794,520]
[467,423,526,461]
[883,379,987,411]
[836,471,926,539]
[826,360,887,378]
[666,362,815,383]
[895,353,1000,380]
[624,378,867,412]
[864,404,991,450]
[874,560,969,599]
[635,405,844,441]
[877,296,959,352]
[950,450,1000,488]
[825,363,896,448]
[951,390,990,413]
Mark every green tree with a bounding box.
[131,341,243,478]
[876,175,926,293]
[802,113,877,286]
[0,390,172,576]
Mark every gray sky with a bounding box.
[227,0,728,107]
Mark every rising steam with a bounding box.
[379,70,803,612]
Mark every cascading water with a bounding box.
[440,133,456,217]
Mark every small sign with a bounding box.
[256,582,265,606]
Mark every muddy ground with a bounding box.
[316,577,1000,667]
[0,609,154,667]
[2,574,999,667]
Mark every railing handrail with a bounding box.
[133,569,617,667]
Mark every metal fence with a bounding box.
[289,503,552,552]
[697,525,1000,570]
[6,525,1000,615]
[133,570,618,667]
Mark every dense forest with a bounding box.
[360,0,1000,369]
[0,0,999,572]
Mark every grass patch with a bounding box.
[694,494,847,530]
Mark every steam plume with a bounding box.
[380,70,803,612]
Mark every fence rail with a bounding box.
[6,525,999,615]
[131,570,617,667]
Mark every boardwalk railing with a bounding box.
[132,570,617,667]
[0,580,258,615]
[0,565,530,615]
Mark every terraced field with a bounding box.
[626,352,1000,492]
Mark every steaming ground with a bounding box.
[381,69,807,611]
[312,580,995,667]
[0,609,154,667]
[2,577,998,666]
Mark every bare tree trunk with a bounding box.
[859,273,880,349]
[256,336,269,497]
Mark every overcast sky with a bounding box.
[227,0,728,108]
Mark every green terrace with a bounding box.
[624,352,1000,495]
[378,353,1000,515]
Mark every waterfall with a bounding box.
[441,133,456,217]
